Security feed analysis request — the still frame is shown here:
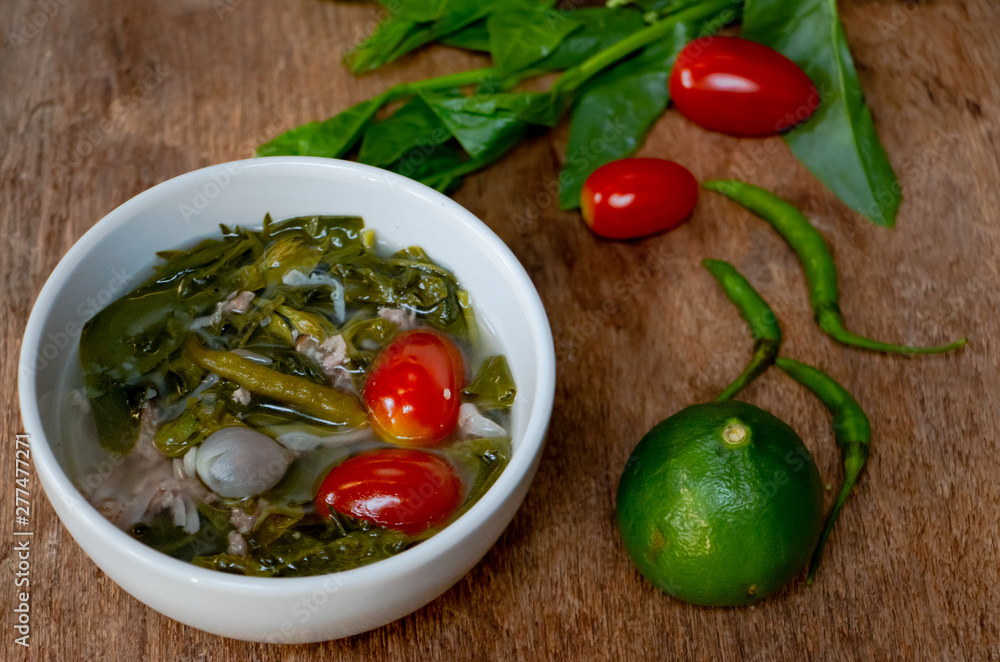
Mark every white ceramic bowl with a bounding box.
[18,157,556,642]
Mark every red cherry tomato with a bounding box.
[364,328,465,445]
[669,36,820,137]
[581,158,698,240]
[315,448,463,535]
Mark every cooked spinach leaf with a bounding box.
[193,516,409,577]
[463,355,517,411]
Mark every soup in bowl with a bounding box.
[18,157,555,642]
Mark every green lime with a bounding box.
[616,401,824,606]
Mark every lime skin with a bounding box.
[616,401,824,607]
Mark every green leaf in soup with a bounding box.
[259,234,327,289]
[88,385,145,453]
[486,1,581,75]
[256,94,388,158]
[443,437,511,521]
[250,508,305,549]
[266,214,366,247]
[330,247,468,338]
[80,286,217,393]
[131,510,228,563]
[152,235,245,285]
[557,17,708,209]
[261,444,351,508]
[742,0,900,227]
[153,407,203,457]
[193,522,409,577]
[358,97,452,167]
[462,355,517,410]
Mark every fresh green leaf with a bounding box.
[420,90,559,159]
[439,19,491,51]
[531,8,648,73]
[358,97,452,167]
[742,0,900,227]
[258,0,737,198]
[393,0,451,23]
[388,2,498,64]
[487,2,581,75]
[385,139,469,192]
[345,18,422,74]
[633,0,722,16]
[256,94,388,158]
[557,17,709,209]
[346,0,498,74]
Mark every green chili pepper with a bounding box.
[702,259,783,401]
[775,357,871,583]
[185,336,367,428]
[703,180,967,355]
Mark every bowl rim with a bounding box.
[18,156,556,594]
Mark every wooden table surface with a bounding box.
[3,0,999,659]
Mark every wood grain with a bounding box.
[2,0,999,659]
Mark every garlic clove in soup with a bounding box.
[195,427,294,499]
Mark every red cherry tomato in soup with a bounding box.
[315,449,463,535]
[364,328,465,445]
[581,158,698,240]
[669,36,820,137]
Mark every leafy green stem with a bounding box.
[387,67,500,100]
[551,0,736,96]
